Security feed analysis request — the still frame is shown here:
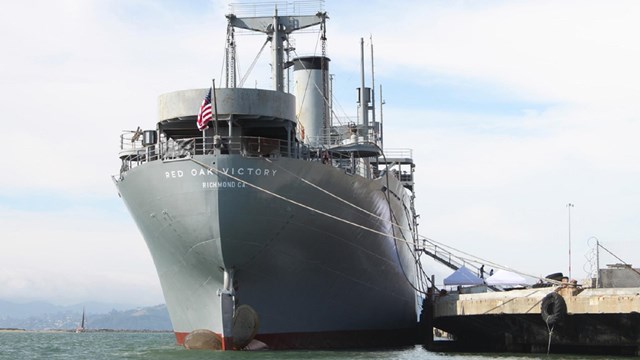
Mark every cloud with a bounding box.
[381,102,640,279]
[344,1,640,279]
[2,0,640,303]
[0,1,227,195]
[0,203,163,305]
[425,2,639,106]
[327,1,640,111]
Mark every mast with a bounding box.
[596,238,600,288]
[271,8,284,91]
[380,84,384,150]
[356,38,371,178]
[76,307,85,333]
[81,308,85,329]
[358,38,368,140]
[226,11,327,92]
[321,20,329,138]
[370,35,376,142]
[225,24,236,88]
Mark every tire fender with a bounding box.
[541,291,567,326]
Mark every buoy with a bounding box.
[184,329,222,350]
[232,304,260,349]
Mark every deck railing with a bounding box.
[119,133,295,171]
[118,132,415,180]
[382,148,413,160]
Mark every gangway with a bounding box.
[417,239,501,291]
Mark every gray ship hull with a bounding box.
[116,154,419,348]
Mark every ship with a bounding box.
[114,3,424,350]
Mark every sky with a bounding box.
[1,0,639,306]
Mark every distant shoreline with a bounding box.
[0,328,171,333]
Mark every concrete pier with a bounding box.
[430,286,640,355]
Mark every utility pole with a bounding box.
[567,203,574,280]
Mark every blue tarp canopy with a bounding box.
[443,266,484,286]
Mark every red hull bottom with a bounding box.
[175,327,417,350]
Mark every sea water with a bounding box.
[0,332,623,360]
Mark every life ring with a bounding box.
[541,292,567,326]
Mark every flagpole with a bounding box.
[212,79,219,136]
[200,87,207,154]
[201,93,206,153]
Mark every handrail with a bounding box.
[117,132,414,181]
[383,148,413,159]
[119,134,285,169]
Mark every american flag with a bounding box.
[196,87,213,131]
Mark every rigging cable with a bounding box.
[189,157,413,246]
[263,157,401,228]
[188,155,562,286]
[287,46,348,129]
[238,38,270,88]
[190,158,428,295]
[263,156,557,285]
[190,156,433,293]
[598,241,640,278]
[378,151,430,295]
[266,153,432,294]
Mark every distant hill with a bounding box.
[89,305,171,331]
[0,300,65,319]
[0,300,171,331]
[0,300,137,319]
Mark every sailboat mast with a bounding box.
[81,308,85,328]
[76,307,86,333]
